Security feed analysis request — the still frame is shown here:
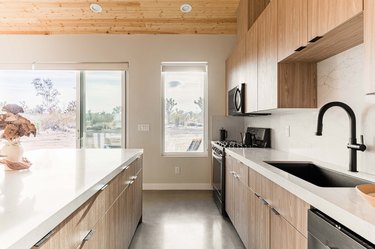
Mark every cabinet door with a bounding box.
[248,190,257,249]
[237,0,249,41]
[270,211,307,249]
[234,168,249,246]
[80,217,106,249]
[365,0,375,94]
[132,168,143,233]
[255,195,270,249]
[245,23,258,113]
[271,183,309,237]
[226,54,235,92]
[257,0,278,111]
[308,0,363,41]
[225,156,234,221]
[278,0,308,61]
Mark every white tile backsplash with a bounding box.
[244,44,375,175]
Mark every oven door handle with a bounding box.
[212,152,222,160]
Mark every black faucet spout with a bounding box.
[315,101,365,172]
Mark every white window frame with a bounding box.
[161,62,208,157]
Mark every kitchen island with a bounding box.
[0,148,143,249]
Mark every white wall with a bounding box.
[0,34,236,188]
[245,44,375,175]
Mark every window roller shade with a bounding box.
[161,63,207,73]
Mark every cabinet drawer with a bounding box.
[254,170,273,203]
[248,167,257,192]
[237,162,249,186]
[134,156,143,175]
[271,183,309,237]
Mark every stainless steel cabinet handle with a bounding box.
[34,230,55,247]
[129,180,134,185]
[131,175,138,180]
[100,184,108,191]
[229,171,236,175]
[271,207,280,216]
[260,197,269,206]
[121,165,129,171]
[254,193,260,198]
[83,229,95,241]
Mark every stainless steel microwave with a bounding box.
[228,83,245,116]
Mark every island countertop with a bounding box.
[225,147,375,245]
[0,148,143,249]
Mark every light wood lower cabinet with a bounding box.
[33,156,143,249]
[227,156,309,249]
[270,212,307,249]
[225,155,249,246]
[225,155,235,222]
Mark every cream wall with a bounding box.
[0,35,235,188]
[245,44,375,175]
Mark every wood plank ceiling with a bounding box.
[0,0,239,35]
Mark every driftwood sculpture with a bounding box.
[0,104,36,170]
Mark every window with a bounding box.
[161,62,208,156]
[0,64,126,150]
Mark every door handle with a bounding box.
[259,197,269,206]
[309,36,323,43]
[100,184,108,191]
[83,229,95,241]
[34,230,55,247]
[271,207,280,216]
[294,46,306,52]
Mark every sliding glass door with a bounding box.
[0,69,126,150]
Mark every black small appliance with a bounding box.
[219,128,228,141]
[246,127,271,148]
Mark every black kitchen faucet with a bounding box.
[315,101,366,172]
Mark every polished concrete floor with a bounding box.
[129,190,245,249]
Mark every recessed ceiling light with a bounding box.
[90,3,103,13]
[180,3,192,13]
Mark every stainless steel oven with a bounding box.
[212,144,225,215]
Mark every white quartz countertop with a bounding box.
[0,148,143,249]
[225,147,375,245]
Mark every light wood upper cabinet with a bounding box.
[248,0,271,28]
[226,38,246,92]
[237,0,249,41]
[245,23,258,113]
[257,0,278,111]
[277,0,308,62]
[308,0,363,41]
[365,0,375,94]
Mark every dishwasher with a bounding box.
[308,209,375,249]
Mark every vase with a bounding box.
[1,140,24,164]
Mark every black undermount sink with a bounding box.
[265,161,371,187]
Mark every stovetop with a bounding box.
[215,140,249,148]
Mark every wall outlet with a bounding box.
[137,124,150,132]
[285,125,290,137]
[175,166,181,175]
